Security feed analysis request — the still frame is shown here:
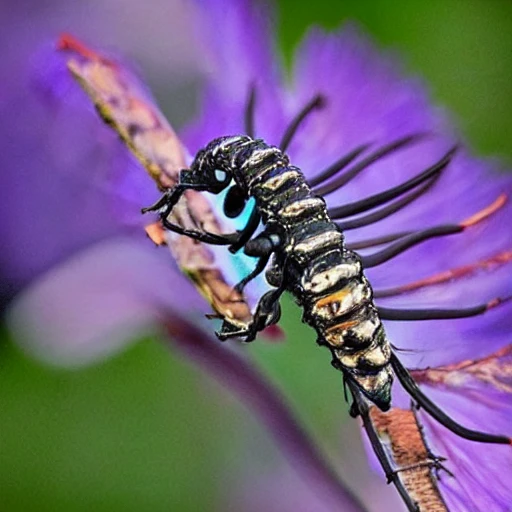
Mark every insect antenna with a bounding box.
[328,146,456,220]
[245,84,257,138]
[313,134,426,195]
[279,94,325,152]
[390,353,512,445]
[336,176,439,231]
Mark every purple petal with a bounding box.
[182,0,287,152]
[0,1,202,301]
[286,27,512,294]
[289,26,446,172]
[409,347,512,510]
[227,462,401,512]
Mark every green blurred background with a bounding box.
[2,1,512,511]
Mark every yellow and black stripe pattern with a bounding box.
[195,135,393,410]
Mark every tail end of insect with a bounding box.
[350,368,393,412]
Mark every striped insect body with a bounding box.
[143,122,511,512]
[160,134,395,409]
[64,33,511,510]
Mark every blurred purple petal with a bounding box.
[6,237,202,366]
[164,313,367,512]
[227,420,403,512]
[0,0,202,303]
[0,41,151,301]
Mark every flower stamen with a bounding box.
[374,250,512,298]
[460,193,508,228]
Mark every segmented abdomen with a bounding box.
[209,135,393,408]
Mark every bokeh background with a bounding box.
[1,1,512,511]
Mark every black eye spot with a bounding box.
[224,185,247,218]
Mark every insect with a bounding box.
[143,88,510,505]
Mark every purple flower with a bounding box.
[1,2,368,511]
[185,3,512,510]
[179,1,512,509]
[411,346,512,510]
[0,0,203,305]
[3,0,512,510]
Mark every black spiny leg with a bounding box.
[348,382,420,512]
[328,147,456,219]
[377,298,510,321]
[217,232,285,342]
[311,134,425,194]
[410,405,454,481]
[160,208,239,245]
[143,185,251,246]
[228,206,261,254]
[390,353,512,445]
[217,282,286,342]
[233,252,271,296]
[141,184,186,214]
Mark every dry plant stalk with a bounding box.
[59,34,252,327]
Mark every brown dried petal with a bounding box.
[59,34,252,325]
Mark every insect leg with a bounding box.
[311,134,424,193]
[160,217,240,245]
[279,94,325,152]
[361,224,462,267]
[217,282,286,342]
[233,252,271,295]
[228,206,261,254]
[244,84,257,138]
[337,176,439,231]
[348,382,421,512]
[358,193,507,266]
[328,147,456,219]
[143,183,250,246]
[378,297,510,321]
[218,235,285,341]
[141,184,187,214]
[162,195,262,249]
[390,353,512,445]
[410,405,454,480]
[346,231,412,250]
[307,143,370,188]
